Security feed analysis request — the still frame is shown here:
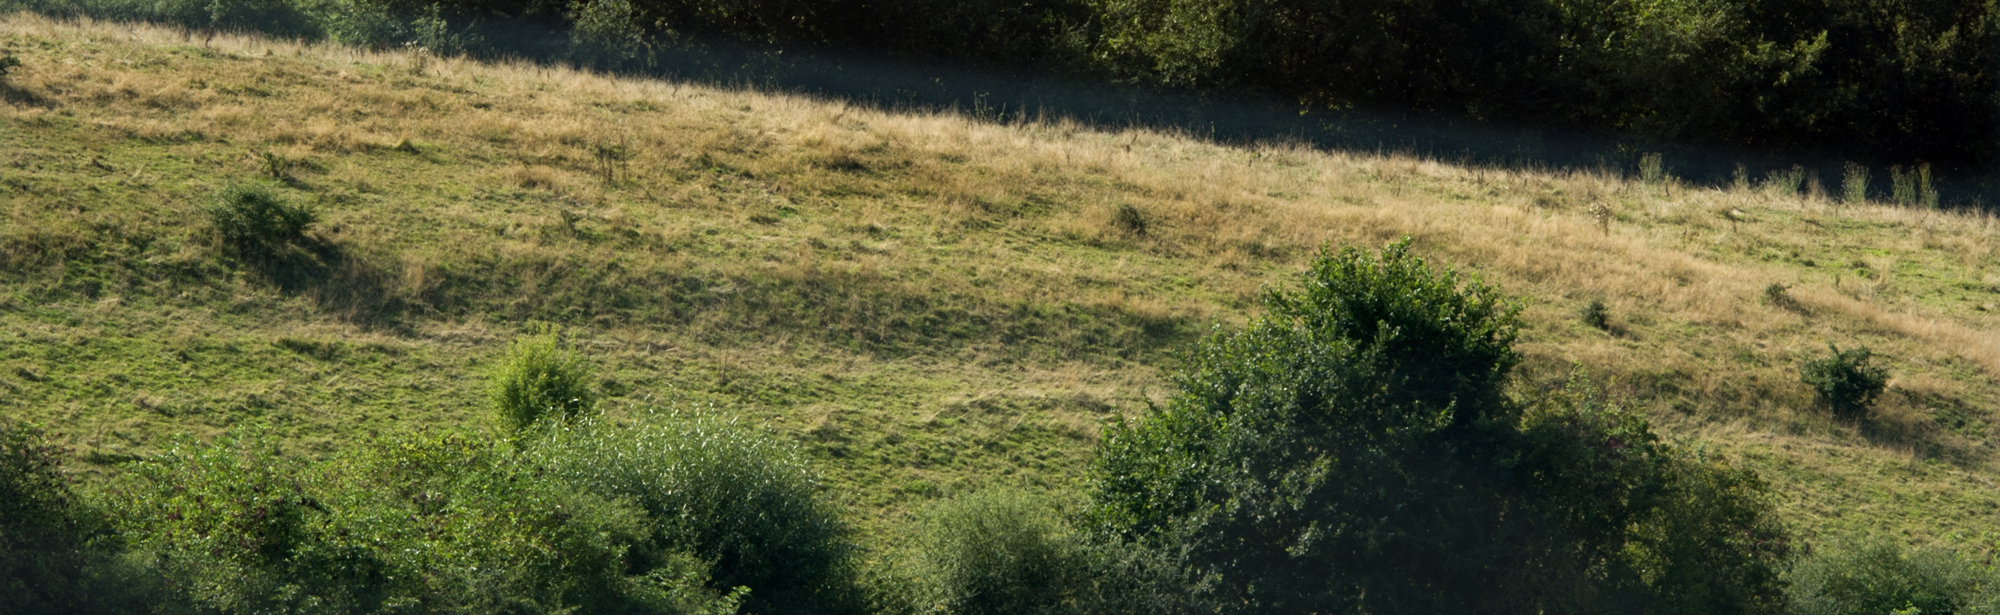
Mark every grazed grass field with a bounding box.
[4,13,2000,547]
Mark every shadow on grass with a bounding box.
[1855,388,1992,469]
[247,237,422,329]
[0,80,54,107]
[238,237,1197,362]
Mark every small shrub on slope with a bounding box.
[491,330,598,433]
[1579,299,1610,330]
[202,183,318,260]
[1800,344,1889,423]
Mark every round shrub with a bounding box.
[326,431,732,614]
[202,184,318,260]
[1579,299,1610,330]
[521,411,864,615]
[491,331,598,433]
[1799,344,1889,422]
[905,489,1089,615]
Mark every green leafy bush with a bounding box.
[1,422,77,559]
[895,489,1204,615]
[521,411,863,615]
[903,489,1088,615]
[1786,542,2000,615]
[1800,344,1889,422]
[568,0,650,66]
[110,426,744,614]
[324,431,734,614]
[202,183,318,260]
[491,330,598,433]
[1086,239,1787,614]
[1513,376,1791,612]
[112,430,394,613]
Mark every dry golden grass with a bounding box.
[6,13,2000,542]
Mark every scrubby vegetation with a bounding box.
[0,244,1796,613]
[7,242,1969,614]
[82,415,841,613]
[7,15,2000,615]
[0,422,170,615]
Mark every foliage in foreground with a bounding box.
[1085,239,1790,614]
[891,489,1199,615]
[1786,542,2000,615]
[520,413,866,615]
[0,422,174,615]
[100,410,861,615]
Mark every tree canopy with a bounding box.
[1085,239,1790,614]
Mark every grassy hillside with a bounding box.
[4,13,2000,548]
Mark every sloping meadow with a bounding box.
[3,11,2000,568]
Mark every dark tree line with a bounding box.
[13,0,1990,166]
[520,0,2000,167]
